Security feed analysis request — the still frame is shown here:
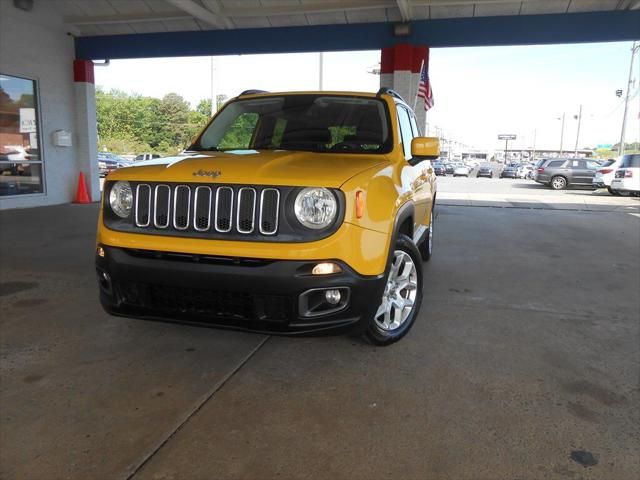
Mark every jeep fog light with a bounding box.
[109,181,133,218]
[312,262,342,275]
[294,187,337,229]
[325,289,341,305]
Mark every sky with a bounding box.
[94,41,640,152]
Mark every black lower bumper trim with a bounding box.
[96,246,385,335]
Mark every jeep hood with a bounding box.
[111,150,389,188]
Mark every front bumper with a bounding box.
[96,246,385,335]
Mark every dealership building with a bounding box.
[1,0,638,211]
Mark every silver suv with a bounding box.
[533,158,601,190]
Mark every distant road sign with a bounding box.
[498,134,517,140]
[596,144,612,149]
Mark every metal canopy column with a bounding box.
[73,59,100,202]
[380,44,429,131]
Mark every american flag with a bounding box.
[417,62,434,111]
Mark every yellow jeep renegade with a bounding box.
[96,88,439,345]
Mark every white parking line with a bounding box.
[629,213,640,218]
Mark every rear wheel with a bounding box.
[551,176,567,190]
[366,235,423,346]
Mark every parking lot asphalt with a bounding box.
[1,179,639,480]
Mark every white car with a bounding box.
[517,164,534,178]
[609,154,640,196]
[453,165,470,177]
[592,158,619,193]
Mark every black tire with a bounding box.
[418,207,434,262]
[365,234,423,346]
[607,187,620,196]
[550,176,567,190]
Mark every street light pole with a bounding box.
[532,128,537,163]
[319,52,324,91]
[618,41,639,156]
[574,105,583,156]
[210,57,217,116]
[504,138,509,164]
[559,112,565,156]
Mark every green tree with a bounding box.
[196,94,229,117]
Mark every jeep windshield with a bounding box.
[190,94,392,154]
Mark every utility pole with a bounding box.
[618,41,639,156]
[210,57,217,116]
[574,105,583,156]
[532,128,537,163]
[319,52,324,90]
[559,113,565,156]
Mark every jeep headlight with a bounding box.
[294,187,337,229]
[109,181,133,218]
[98,161,107,169]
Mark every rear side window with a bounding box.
[586,161,599,170]
[546,160,565,168]
[620,154,640,168]
[601,159,616,167]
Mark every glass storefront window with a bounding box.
[0,73,44,196]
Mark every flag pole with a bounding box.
[413,60,424,112]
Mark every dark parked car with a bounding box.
[500,166,517,178]
[98,153,131,177]
[433,163,446,176]
[444,163,455,174]
[476,165,493,178]
[533,158,601,190]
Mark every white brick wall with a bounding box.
[0,0,88,209]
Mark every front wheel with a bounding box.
[366,234,423,346]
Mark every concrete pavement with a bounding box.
[436,176,640,212]
[1,186,638,479]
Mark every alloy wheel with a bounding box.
[551,176,567,190]
[374,250,418,331]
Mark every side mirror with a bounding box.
[411,137,440,160]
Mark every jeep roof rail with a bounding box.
[376,87,406,103]
[239,89,269,96]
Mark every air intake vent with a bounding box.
[194,186,212,231]
[135,184,151,227]
[259,188,280,235]
[173,185,191,230]
[237,187,256,233]
[215,186,233,232]
[154,185,171,228]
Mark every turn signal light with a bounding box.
[538,167,545,173]
[625,170,633,178]
[312,262,342,275]
[355,190,365,218]
[97,246,105,257]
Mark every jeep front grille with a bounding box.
[133,183,281,236]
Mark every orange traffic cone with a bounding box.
[73,172,91,204]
